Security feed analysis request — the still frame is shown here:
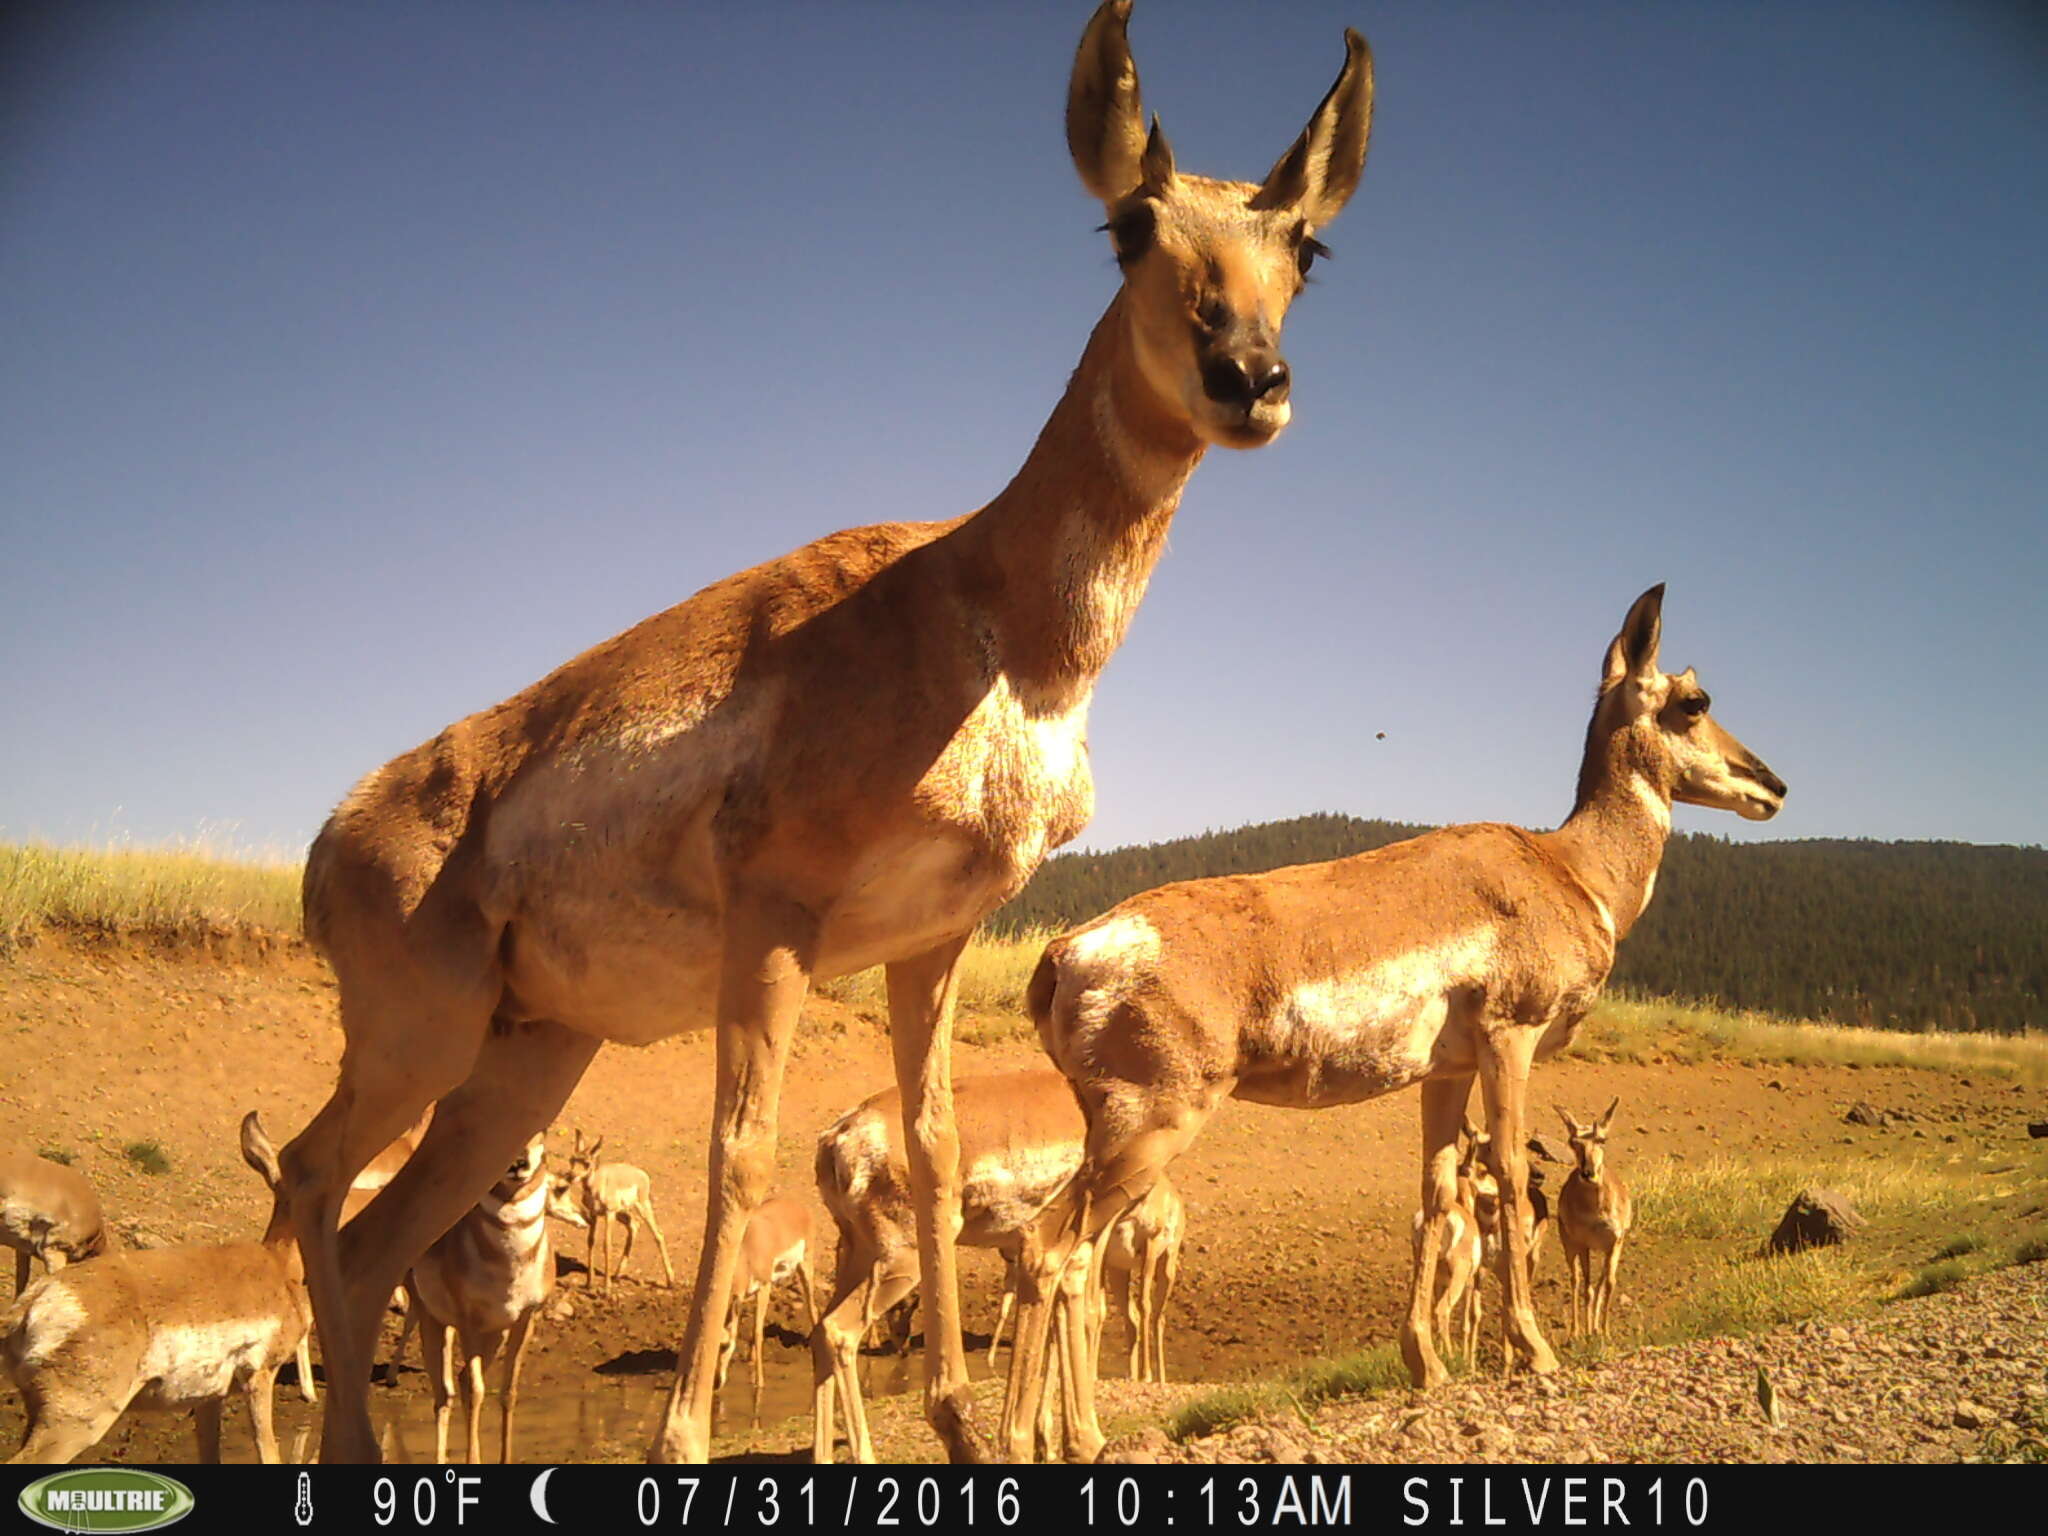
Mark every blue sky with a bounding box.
[3,0,2043,859]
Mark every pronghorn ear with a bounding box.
[1554,1105,1577,1137]
[1603,583,1665,689]
[1068,1,1153,205]
[240,1110,283,1191]
[1598,1097,1621,1133]
[1250,29,1374,225]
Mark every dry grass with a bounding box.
[1574,996,2048,1086]
[0,839,301,944]
[816,925,1058,1042]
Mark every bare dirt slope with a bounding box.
[2,933,2041,1463]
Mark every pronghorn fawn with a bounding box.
[1007,584,1786,1459]
[2,1113,311,1464]
[989,1173,1186,1385]
[716,1195,819,1403]
[552,1131,675,1294]
[400,1133,557,1464]
[1459,1118,1552,1375]
[1095,1174,1184,1384]
[812,1072,1092,1464]
[2,1151,116,1300]
[274,0,1376,1464]
[1410,1151,1484,1369]
[1556,1100,1634,1338]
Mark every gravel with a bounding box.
[1137,1260,2048,1465]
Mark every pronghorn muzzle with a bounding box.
[1198,313,1290,420]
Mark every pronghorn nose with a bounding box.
[1201,352,1291,409]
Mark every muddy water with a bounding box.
[249,1321,1181,1465]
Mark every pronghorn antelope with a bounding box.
[1458,1118,1551,1374]
[2,1113,311,1464]
[553,1132,676,1294]
[1556,1100,1634,1338]
[1093,1174,1184,1384]
[2,1151,115,1299]
[401,1134,557,1464]
[811,1072,1092,1464]
[716,1195,819,1401]
[1409,1169,1483,1369]
[274,0,1375,1464]
[1006,584,1786,1459]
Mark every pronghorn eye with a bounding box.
[1102,204,1156,265]
[1297,235,1331,277]
[1680,692,1711,718]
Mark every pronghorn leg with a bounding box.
[1152,1238,1179,1384]
[584,1218,600,1292]
[810,1238,873,1464]
[1402,1074,1472,1390]
[1598,1238,1624,1335]
[884,934,983,1463]
[989,1251,1018,1358]
[618,1214,639,1284]
[602,1214,617,1295]
[651,898,815,1465]
[195,1397,224,1464]
[638,1200,677,1288]
[1477,1029,1558,1378]
[296,1331,318,1404]
[1053,1233,1113,1461]
[12,1250,27,1298]
[751,1283,771,1402]
[1004,1093,1207,1462]
[246,1365,284,1464]
[383,1281,418,1387]
[8,1392,125,1466]
[462,1345,488,1466]
[817,1257,916,1464]
[500,1311,536,1464]
[428,1319,456,1465]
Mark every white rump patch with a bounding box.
[15,1279,88,1368]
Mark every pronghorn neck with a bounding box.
[1552,718,1675,942]
[968,291,1206,710]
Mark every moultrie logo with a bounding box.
[16,1468,196,1533]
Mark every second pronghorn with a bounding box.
[1556,1099,1634,1337]
[401,1134,557,1464]
[1007,584,1786,1460]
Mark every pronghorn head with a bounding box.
[241,1109,306,1272]
[1580,584,1787,823]
[1068,1,1373,450]
[1557,1099,1620,1183]
[499,1133,547,1192]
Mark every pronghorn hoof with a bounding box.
[930,1387,994,1465]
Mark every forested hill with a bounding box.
[990,814,2048,1036]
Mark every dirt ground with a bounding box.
[2,932,2041,1464]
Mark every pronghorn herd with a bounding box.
[4,0,1786,1467]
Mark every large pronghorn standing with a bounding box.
[1006,585,1786,1459]
[276,0,1373,1464]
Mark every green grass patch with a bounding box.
[2013,1232,2048,1266]
[1931,1232,1986,1261]
[1897,1258,1971,1299]
[123,1140,172,1176]
[1665,1248,1869,1337]
[1631,1154,1962,1245]
[0,839,301,944]
[36,1146,76,1166]
[1167,1344,1407,1441]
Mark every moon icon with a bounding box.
[530,1466,560,1524]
